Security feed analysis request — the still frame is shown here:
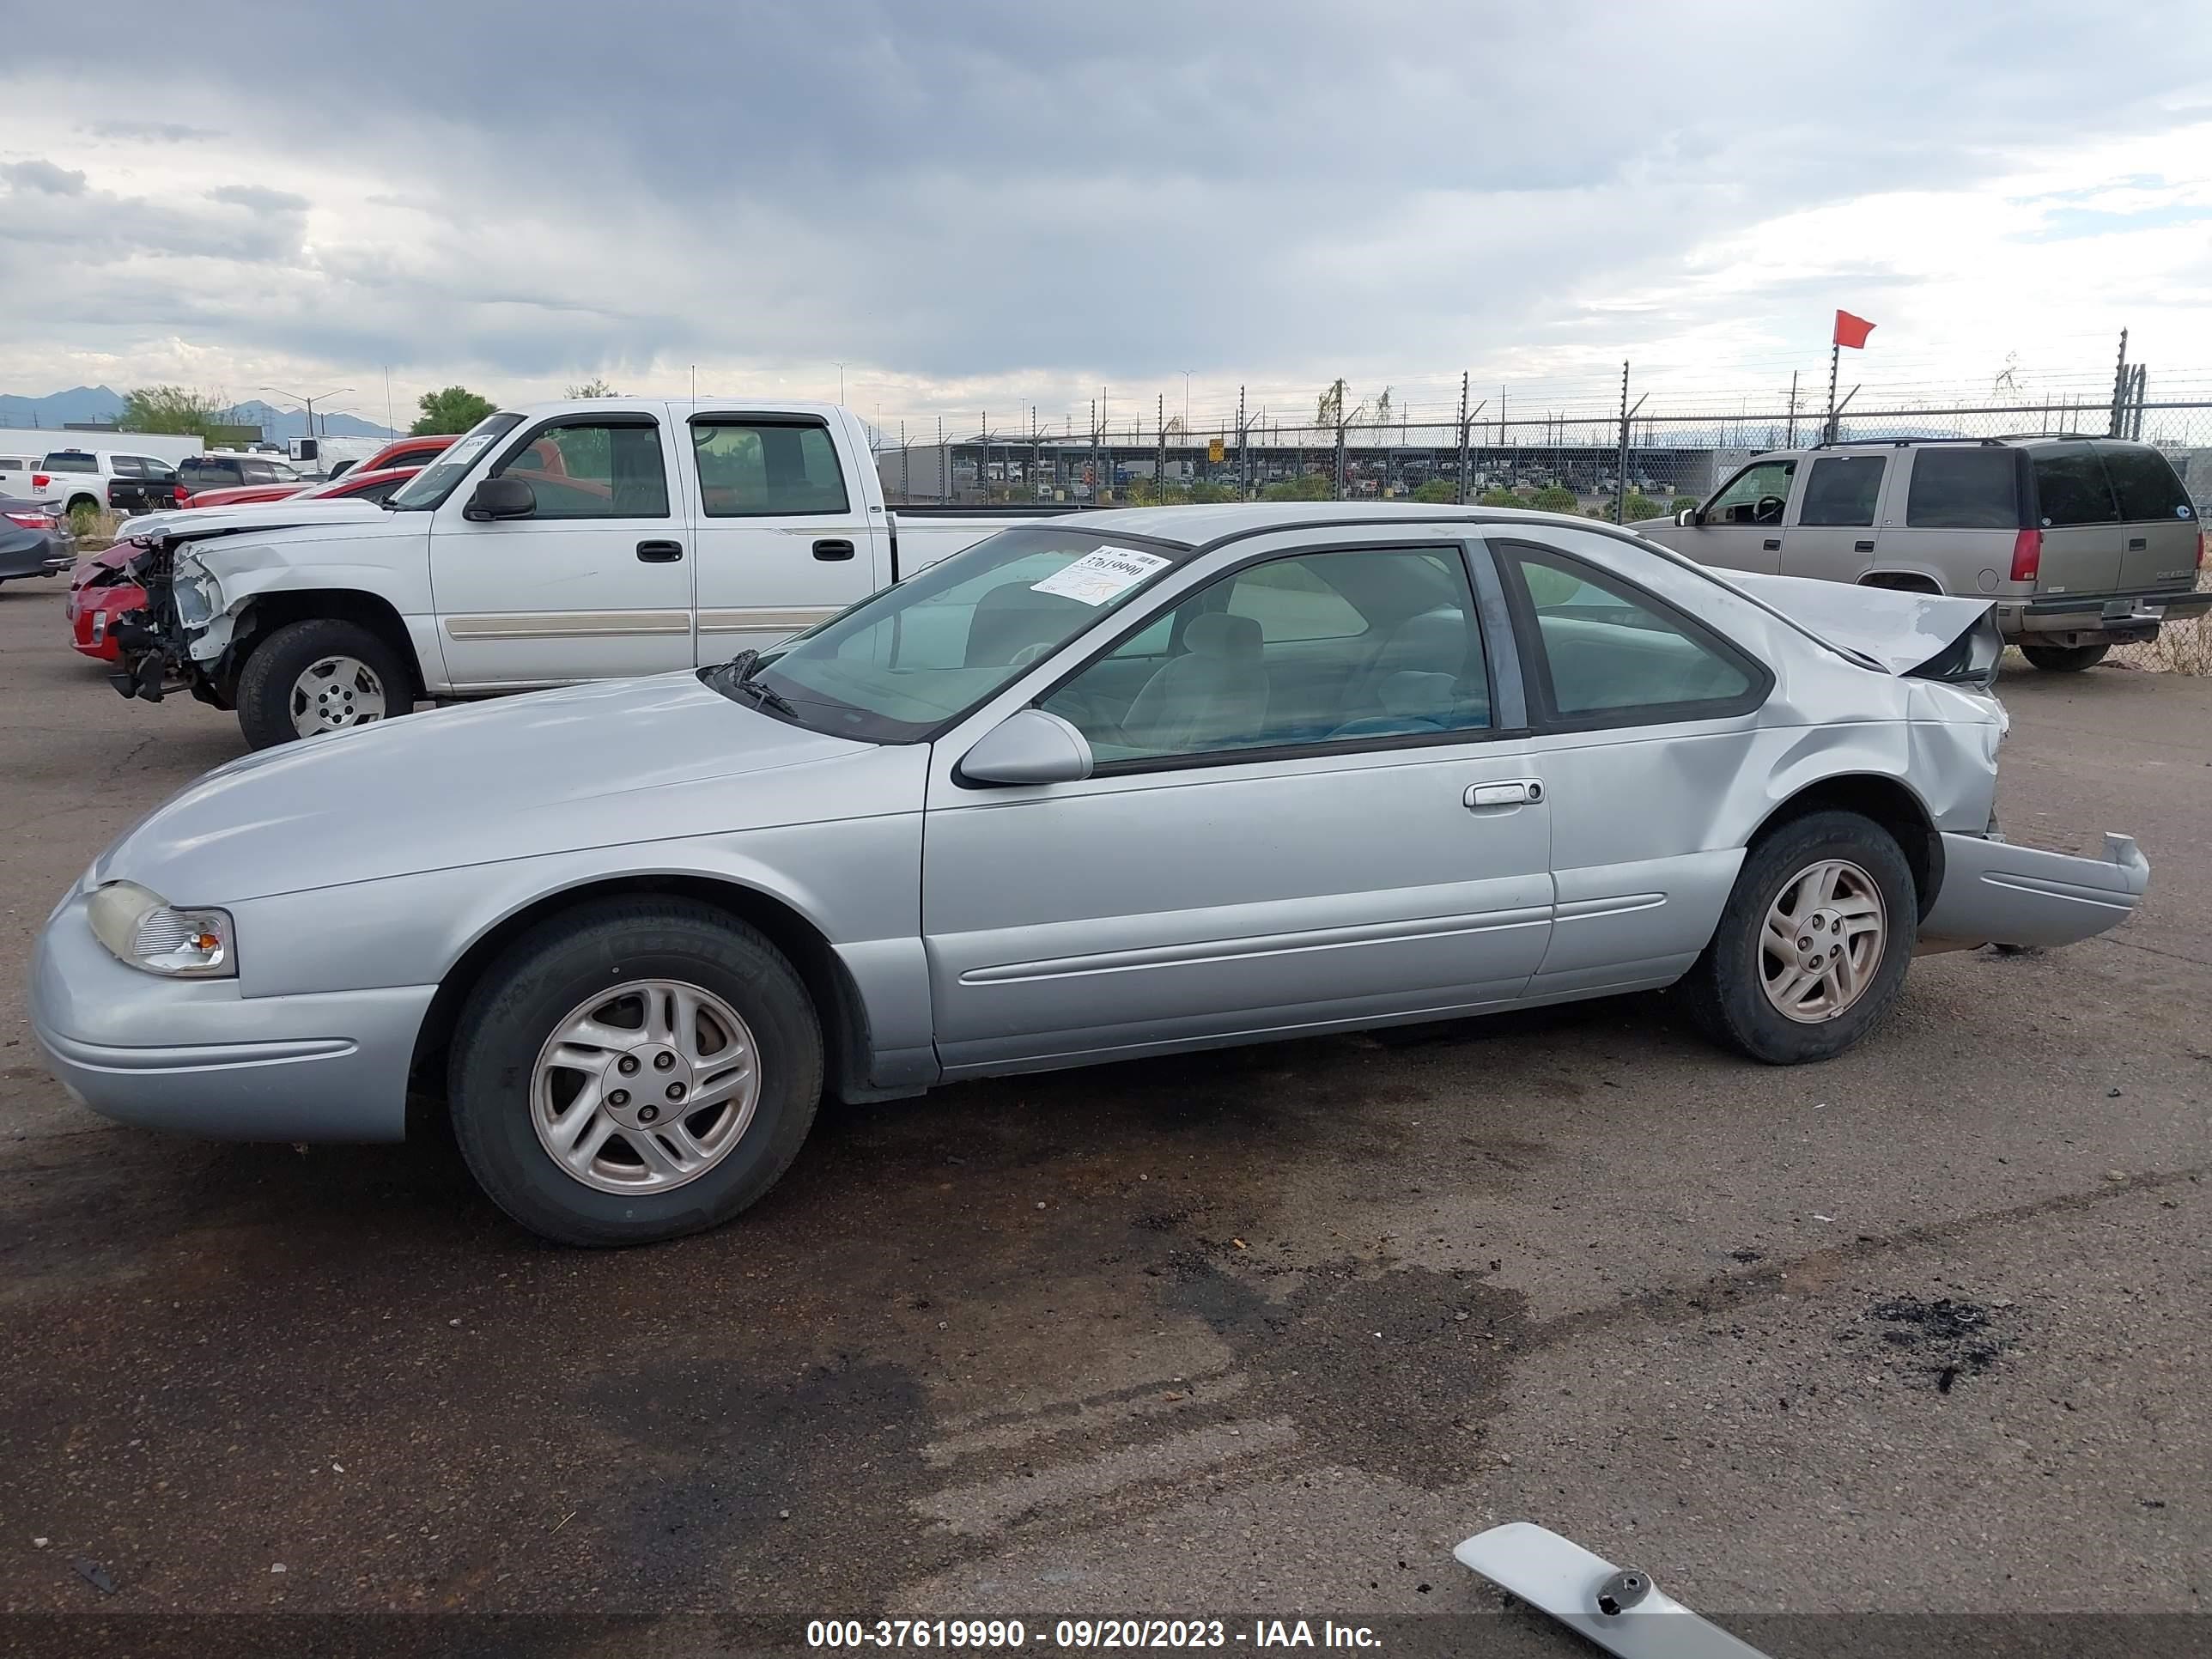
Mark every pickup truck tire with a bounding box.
[447,897,823,1247]
[1678,810,1916,1065]
[235,617,416,749]
[2019,642,2109,673]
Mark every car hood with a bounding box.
[120,498,390,544]
[94,674,892,903]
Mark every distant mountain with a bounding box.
[0,385,125,428]
[0,387,392,441]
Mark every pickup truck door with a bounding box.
[428,410,696,690]
[682,410,882,664]
[1778,452,1888,585]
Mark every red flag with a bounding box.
[1833,309,1876,349]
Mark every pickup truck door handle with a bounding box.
[1854,538,1875,552]
[1465,780,1542,810]
[812,538,857,562]
[1762,537,1781,550]
[635,540,684,562]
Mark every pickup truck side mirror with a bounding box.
[464,477,536,522]
[958,708,1093,787]
[1674,506,1698,526]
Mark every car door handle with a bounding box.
[812,538,856,562]
[1465,780,1542,810]
[1854,538,1875,552]
[1762,537,1780,550]
[635,540,684,562]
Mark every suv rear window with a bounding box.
[2097,446,2193,522]
[1907,448,2021,529]
[2032,449,2119,527]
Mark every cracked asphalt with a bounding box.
[1,576,2207,1655]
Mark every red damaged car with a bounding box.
[67,465,422,661]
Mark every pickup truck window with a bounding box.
[40,452,97,473]
[489,419,670,520]
[388,413,526,510]
[691,418,850,516]
[720,526,1191,744]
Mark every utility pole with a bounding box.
[1455,372,1470,504]
[1784,371,1798,448]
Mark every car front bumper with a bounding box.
[30,891,434,1141]
[1918,830,2150,952]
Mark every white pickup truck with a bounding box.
[105,398,1035,748]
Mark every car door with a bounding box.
[1779,452,1888,585]
[1679,457,1797,574]
[428,409,696,689]
[1485,529,1772,1000]
[684,410,881,663]
[921,532,1554,1075]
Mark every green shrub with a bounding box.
[1529,486,1580,514]
[1261,472,1335,501]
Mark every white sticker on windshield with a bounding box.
[1031,546,1171,605]
[444,433,495,467]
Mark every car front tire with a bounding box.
[2019,642,2110,673]
[448,897,823,1247]
[235,617,416,749]
[1680,810,1917,1064]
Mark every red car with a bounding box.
[349,433,457,475]
[68,465,420,661]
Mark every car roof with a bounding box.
[1070,500,1611,550]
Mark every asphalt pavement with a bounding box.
[1,574,2206,1656]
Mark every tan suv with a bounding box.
[1643,436,2208,671]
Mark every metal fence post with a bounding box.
[1456,372,1470,504]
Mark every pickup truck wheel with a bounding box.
[235,617,415,749]
[1678,810,1916,1064]
[2019,642,2109,673]
[447,897,823,1247]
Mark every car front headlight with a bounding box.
[86,880,235,978]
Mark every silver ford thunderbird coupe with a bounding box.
[32,505,2148,1244]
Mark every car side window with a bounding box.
[1704,459,1796,526]
[243,461,278,483]
[691,419,851,516]
[1041,547,1491,767]
[1796,455,1885,526]
[1502,542,1757,722]
[1905,448,2020,529]
[493,421,670,520]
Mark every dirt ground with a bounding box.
[1,574,2206,1657]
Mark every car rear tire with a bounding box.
[447,897,823,1247]
[2019,642,2110,673]
[1678,810,1917,1064]
[235,617,415,749]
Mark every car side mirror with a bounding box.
[958,708,1093,787]
[1674,506,1698,526]
[464,476,536,522]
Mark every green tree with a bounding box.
[563,378,617,398]
[120,385,234,441]
[1412,477,1460,503]
[413,386,497,435]
[1530,485,1581,514]
[1261,471,1335,502]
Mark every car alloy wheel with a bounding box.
[1758,857,1887,1023]
[290,654,388,736]
[529,978,762,1194]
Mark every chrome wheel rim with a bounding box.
[529,979,761,1194]
[1759,858,1887,1024]
[291,655,387,736]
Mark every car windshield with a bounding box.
[708,526,1192,743]
[386,413,525,509]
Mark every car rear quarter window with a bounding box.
[1905,448,2021,529]
[1797,455,1886,526]
[2097,446,2193,523]
[2032,449,2120,526]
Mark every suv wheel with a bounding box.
[1679,810,1917,1064]
[235,617,415,748]
[2019,642,2110,673]
[447,897,823,1246]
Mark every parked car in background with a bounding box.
[0,453,46,496]
[102,398,1031,747]
[31,449,189,517]
[354,434,459,473]
[173,452,305,505]
[106,455,182,514]
[1644,435,2208,672]
[287,434,386,479]
[0,495,72,585]
[32,504,2150,1245]
[67,468,422,660]
[181,462,422,513]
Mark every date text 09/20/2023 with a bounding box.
[806,1619,1382,1649]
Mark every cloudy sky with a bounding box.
[3,0,2209,435]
